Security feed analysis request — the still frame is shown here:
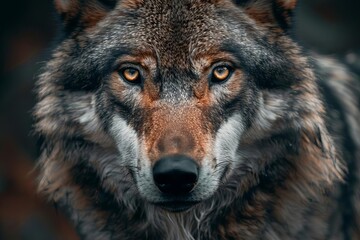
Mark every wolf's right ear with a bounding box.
[235,0,297,31]
[55,0,117,33]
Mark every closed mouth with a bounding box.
[155,201,200,212]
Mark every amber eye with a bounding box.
[211,65,232,83]
[120,67,141,84]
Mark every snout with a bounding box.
[153,154,199,195]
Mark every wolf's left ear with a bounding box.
[236,0,297,30]
[54,0,117,33]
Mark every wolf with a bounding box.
[34,0,360,239]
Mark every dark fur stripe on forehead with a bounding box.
[221,40,301,89]
[158,67,199,101]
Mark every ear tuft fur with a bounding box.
[273,0,297,29]
[238,0,297,30]
[54,0,117,33]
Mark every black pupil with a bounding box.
[127,68,137,77]
[216,67,227,75]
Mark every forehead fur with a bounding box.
[113,0,239,66]
[56,0,298,91]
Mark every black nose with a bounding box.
[153,155,199,195]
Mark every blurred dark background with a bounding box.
[0,0,359,239]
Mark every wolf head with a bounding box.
[36,0,342,214]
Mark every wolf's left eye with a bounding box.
[119,67,142,84]
[211,65,233,83]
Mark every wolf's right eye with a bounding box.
[119,67,142,84]
[210,65,233,84]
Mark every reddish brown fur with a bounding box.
[145,105,211,164]
[119,0,144,9]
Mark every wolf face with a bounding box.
[35,0,359,239]
[100,2,256,209]
[49,0,295,208]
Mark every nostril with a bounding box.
[153,154,199,195]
